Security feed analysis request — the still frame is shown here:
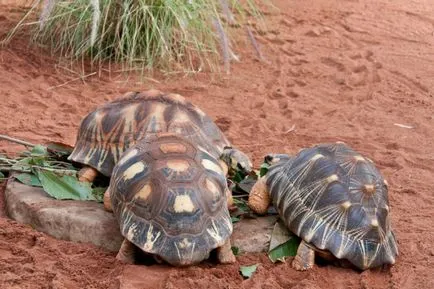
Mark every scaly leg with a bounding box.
[247,176,271,215]
[103,189,112,212]
[78,166,98,183]
[292,240,315,271]
[116,239,136,264]
[217,239,236,264]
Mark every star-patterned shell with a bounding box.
[266,142,398,270]
[109,133,232,266]
[68,90,231,176]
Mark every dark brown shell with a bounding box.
[266,142,398,270]
[109,133,232,266]
[68,90,230,176]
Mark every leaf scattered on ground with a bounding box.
[91,186,107,203]
[268,237,300,263]
[37,169,96,201]
[259,162,270,177]
[30,145,48,157]
[231,216,240,223]
[240,264,258,279]
[231,246,240,256]
[14,173,42,187]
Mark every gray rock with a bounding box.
[231,215,278,253]
[5,179,278,254]
[5,179,123,252]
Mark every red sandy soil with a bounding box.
[1,0,433,288]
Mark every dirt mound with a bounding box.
[1,0,434,288]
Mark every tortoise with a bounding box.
[68,89,252,184]
[248,142,398,270]
[105,132,236,266]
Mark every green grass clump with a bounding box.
[5,0,266,74]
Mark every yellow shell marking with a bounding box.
[178,238,192,249]
[135,184,152,201]
[202,159,224,175]
[160,143,187,154]
[341,201,351,210]
[311,154,324,161]
[327,174,339,183]
[173,195,195,213]
[371,218,379,227]
[118,149,138,166]
[167,93,186,103]
[175,111,191,122]
[151,103,166,121]
[123,162,145,180]
[354,155,366,162]
[167,159,190,172]
[143,224,161,251]
[206,178,220,197]
[363,184,376,194]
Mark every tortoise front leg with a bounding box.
[103,189,113,212]
[116,239,136,264]
[292,240,315,271]
[78,166,98,183]
[247,176,271,215]
[216,239,236,264]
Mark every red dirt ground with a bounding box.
[1,0,433,288]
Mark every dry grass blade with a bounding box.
[39,0,56,30]
[0,134,36,147]
[213,18,230,74]
[246,25,267,62]
[90,0,100,46]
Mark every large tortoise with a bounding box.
[248,142,398,270]
[106,133,235,266]
[68,89,252,184]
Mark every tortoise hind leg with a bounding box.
[247,176,271,215]
[103,189,113,212]
[78,166,98,183]
[116,239,136,264]
[292,240,315,271]
[216,239,236,264]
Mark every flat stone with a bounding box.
[5,179,123,252]
[5,179,278,255]
[231,215,278,253]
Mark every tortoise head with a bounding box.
[264,153,291,165]
[220,147,252,179]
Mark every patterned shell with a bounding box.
[109,133,232,266]
[266,142,398,270]
[68,90,230,176]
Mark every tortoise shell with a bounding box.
[109,133,232,266]
[266,142,398,270]
[68,90,231,176]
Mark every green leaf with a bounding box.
[231,216,240,223]
[233,198,249,213]
[0,172,5,179]
[92,186,107,203]
[268,238,300,263]
[15,173,42,187]
[259,162,270,177]
[240,264,258,279]
[31,145,48,157]
[37,169,96,201]
[11,157,32,171]
[231,246,240,256]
